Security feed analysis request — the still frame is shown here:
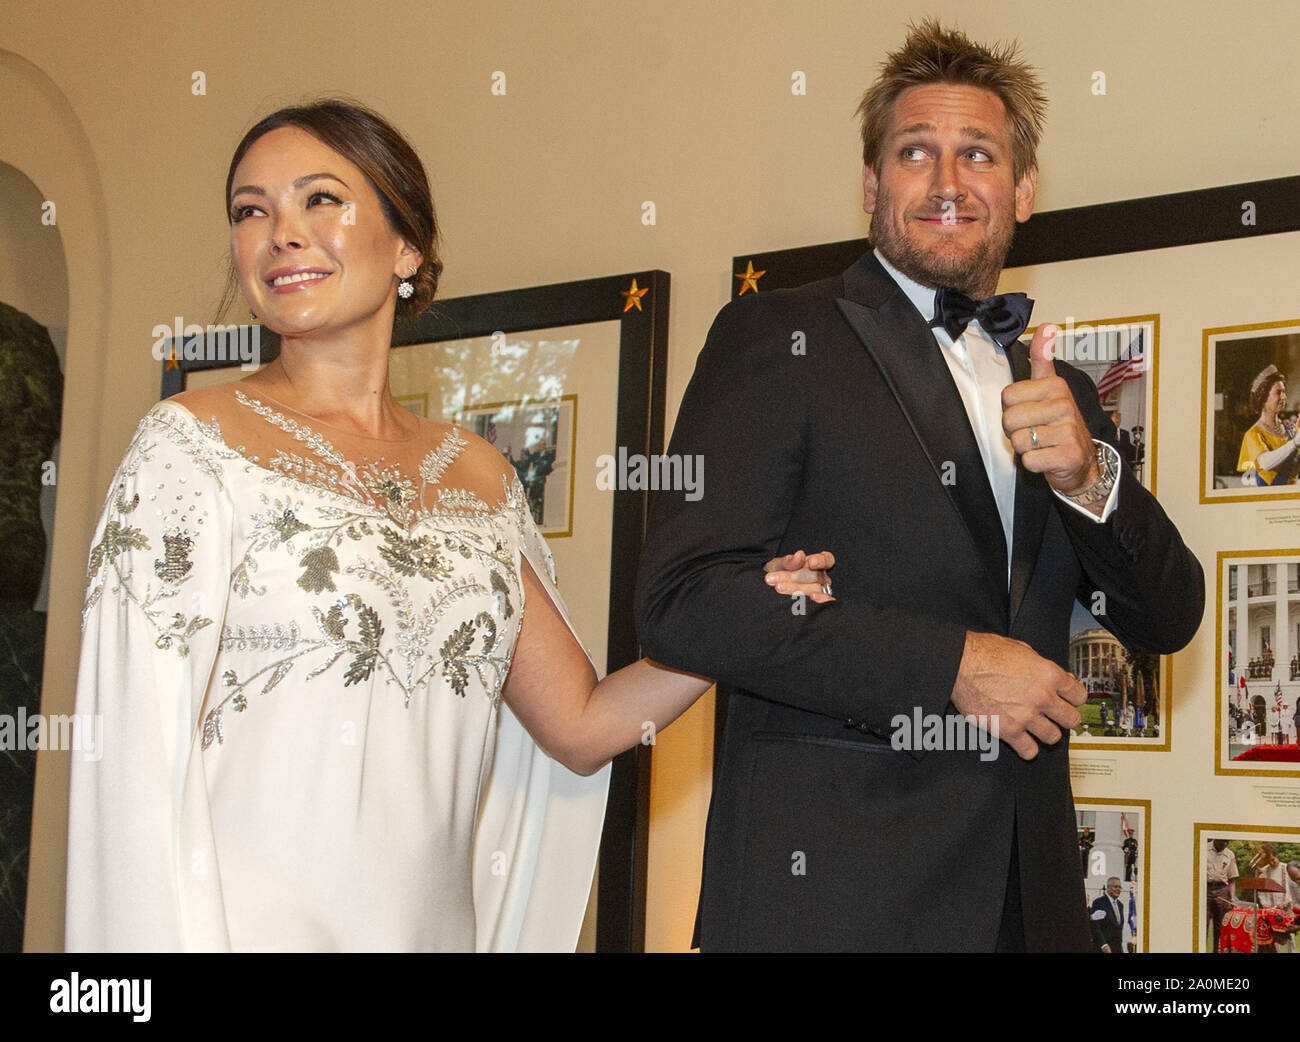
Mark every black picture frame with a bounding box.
[160,269,670,952]
[716,175,1300,759]
[729,175,1300,299]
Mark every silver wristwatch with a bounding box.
[1066,442,1118,506]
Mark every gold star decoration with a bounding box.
[735,260,765,296]
[164,343,180,370]
[621,278,649,312]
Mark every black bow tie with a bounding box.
[931,287,1033,349]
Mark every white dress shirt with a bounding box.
[874,250,1120,585]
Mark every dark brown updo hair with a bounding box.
[217,97,441,327]
[1250,369,1285,416]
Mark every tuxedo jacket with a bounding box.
[634,251,1204,952]
[1090,895,1125,952]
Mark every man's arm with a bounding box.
[634,295,967,735]
[1056,362,1205,655]
[1001,325,1204,654]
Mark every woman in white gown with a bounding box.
[65,100,833,952]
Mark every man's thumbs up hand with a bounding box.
[1002,323,1101,500]
[1029,323,1058,380]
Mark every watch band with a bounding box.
[1067,443,1117,506]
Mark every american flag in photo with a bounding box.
[1096,332,1145,398]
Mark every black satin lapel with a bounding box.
[836,292,1009,603]
[1008,341,1051,626]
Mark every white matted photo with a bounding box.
[458,396,576,536]
[1202,319,1300,503]
[1195,824,1300,953]
[1075,799,1148,954]
[1216,550,1300,777]
[1067,603,1168,750]
[1030,315,1156,491]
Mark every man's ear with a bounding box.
[1015,165,1037,223]
[862,163,879,216]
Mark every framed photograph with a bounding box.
[1075,798,1150,953]
[1194,823,1300,953]
[1067,602,1169,751]
[455,395,576,537]
[1216,549,1300,777]
[161,269,671,952]
[1030,316,1156,491]
[1202,320,1300,503]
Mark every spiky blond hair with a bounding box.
[857,19,1047,182]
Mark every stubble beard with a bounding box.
[870,186,1015,298]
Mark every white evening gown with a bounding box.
[66,394,609,951]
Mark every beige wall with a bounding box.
[4,0,1299,952]
[0,161,68,358]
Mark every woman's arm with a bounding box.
[503,550,834,776]
[67,404,234,951]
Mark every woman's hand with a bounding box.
[505,549,836,776]
[763,549,836,603]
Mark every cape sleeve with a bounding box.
[472,483,611,952]
[65,403,234,952]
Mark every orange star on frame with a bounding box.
[164,344,180,370]
[621,278,649,312]
[735,260,765,296]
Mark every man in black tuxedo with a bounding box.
[634,20,1203,951]
[1090,878,1126,952]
